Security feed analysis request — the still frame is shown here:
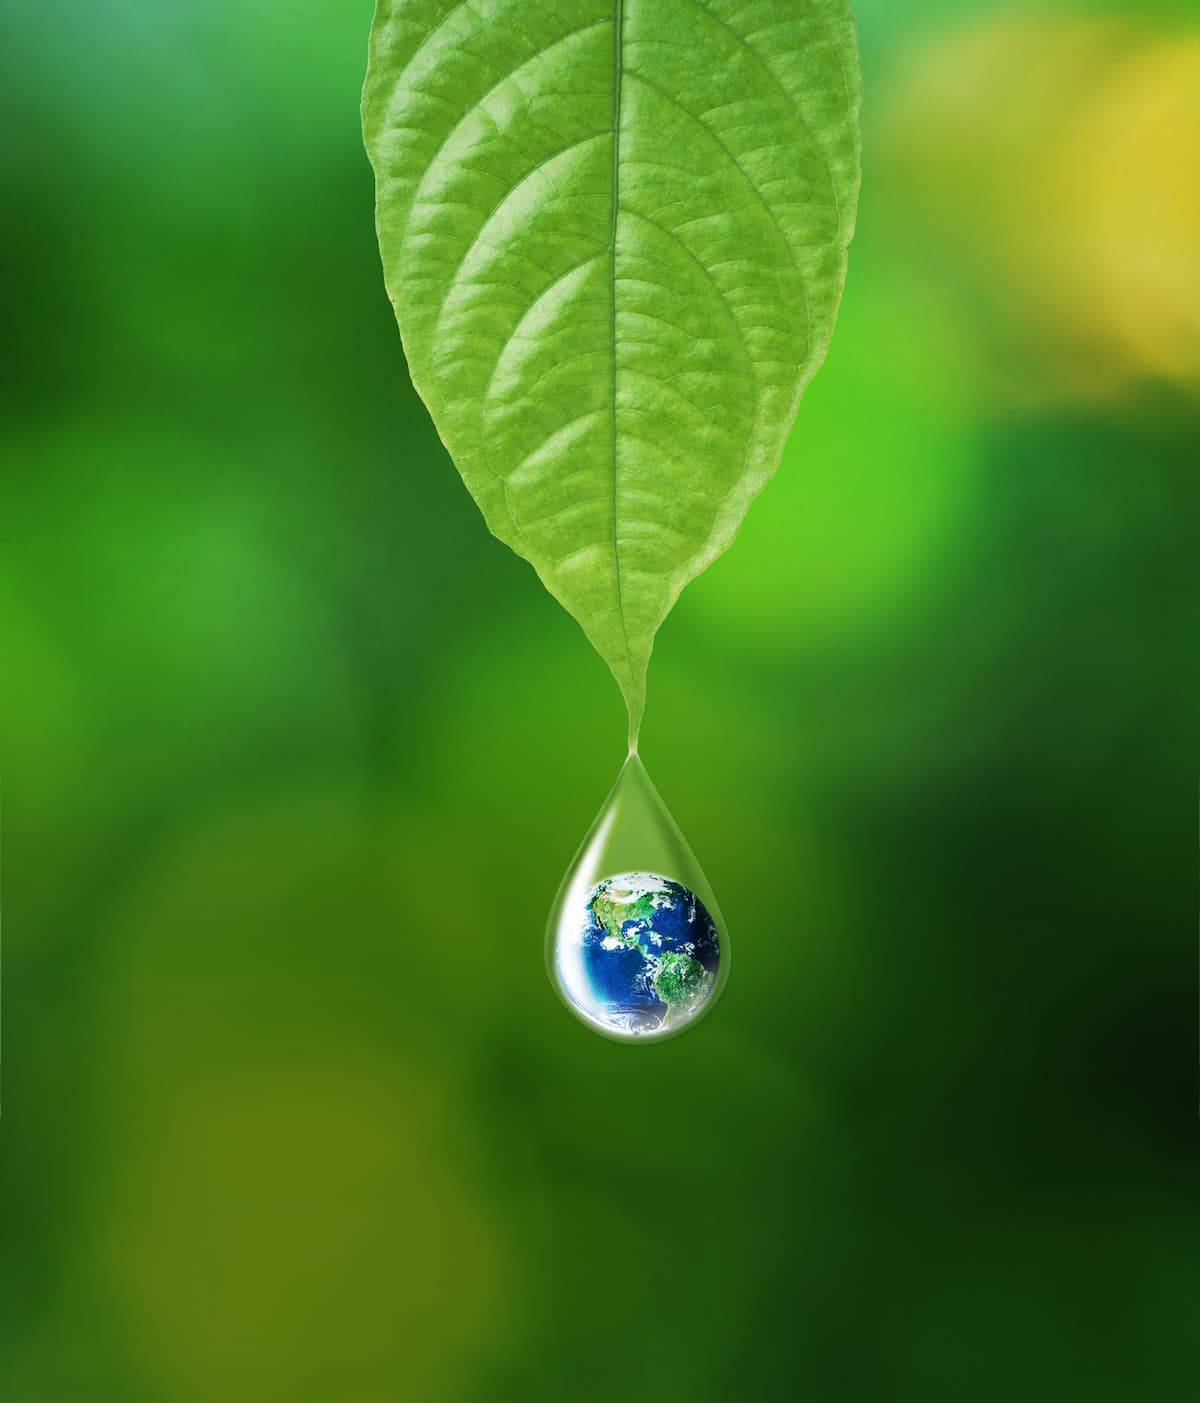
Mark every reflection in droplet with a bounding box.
[547,754,728,1041]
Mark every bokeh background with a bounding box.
[2,0,1197,1398]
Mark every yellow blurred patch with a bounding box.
[882,13,1200,401]
[1067,37,1200,388]
[91,790,521,1403]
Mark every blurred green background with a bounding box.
[2,1,1197,1398]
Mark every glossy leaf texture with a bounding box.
[363,0,861,739]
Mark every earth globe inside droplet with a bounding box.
[555,871,721,1039]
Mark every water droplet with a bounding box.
[547,753,729,1041]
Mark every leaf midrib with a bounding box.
[608,0,632,684]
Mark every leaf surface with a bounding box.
[363,0,861,737]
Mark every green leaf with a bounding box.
[363,0,861,740]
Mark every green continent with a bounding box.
[653,952,712,1014]
[591,888,657,950]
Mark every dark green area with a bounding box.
[1,1,1195,1401]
